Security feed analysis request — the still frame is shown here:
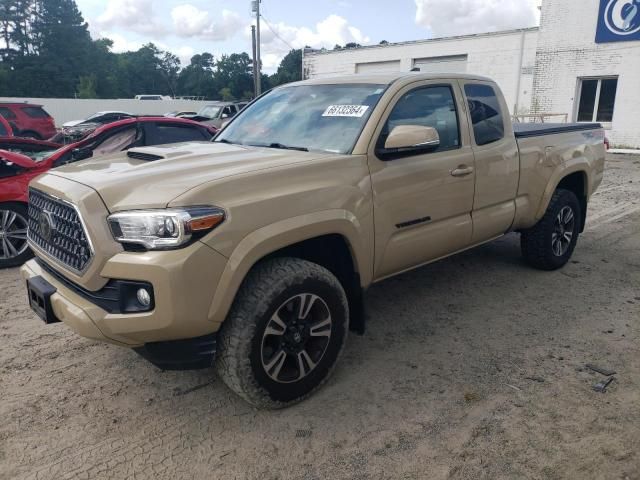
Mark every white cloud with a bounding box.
[171,5,244,41]
[96,0,166,35]
[99,32,143,53]
[414,0,540,37]
[97,32,194,66]
[257,14,370,71]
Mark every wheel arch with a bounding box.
[535,165,590,232]
[556,171,588,232]
[207,210,371,333]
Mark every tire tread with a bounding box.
[521,188,580,271]
[215,257,348,409]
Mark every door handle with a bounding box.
[451,165,474,177]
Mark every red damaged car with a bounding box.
[0,116,217,268]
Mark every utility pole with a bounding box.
[251,25,258,97]
[252,0,262,95]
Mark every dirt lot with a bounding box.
[1,154,639,480]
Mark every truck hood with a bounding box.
[46,141,323,212]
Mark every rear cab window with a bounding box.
[464,84,505,146]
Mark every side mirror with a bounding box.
[384,125,440,151]
[377,125,441,161]
[71,147,93,161]
[221,113,230,119]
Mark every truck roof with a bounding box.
[292,72,495,87]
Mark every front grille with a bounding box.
[28,188,93,273]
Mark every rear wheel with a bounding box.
[0,203,32,268]
[521,189,581,270]
[215,257,349,408]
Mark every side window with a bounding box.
[379,85,460,154]
[0,107,17,119]
[0,122,7,136]
[144,124,210,146]
[21,106,50,119]
[464,84,505,146]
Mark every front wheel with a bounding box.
[215,257,349,408]
[521,188,581,271]
[0,203,32,268]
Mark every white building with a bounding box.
[302,0,640,149]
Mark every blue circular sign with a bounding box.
[605,0,640,35]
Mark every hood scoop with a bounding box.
[127,150,165,162]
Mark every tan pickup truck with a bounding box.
[22,73,605,408]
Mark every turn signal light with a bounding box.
[188,213,225,232]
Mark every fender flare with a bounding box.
[534,159,591,222]
[207,209,371,325]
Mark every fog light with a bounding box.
[137,288,151,307]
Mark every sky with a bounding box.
[75,0,542,72]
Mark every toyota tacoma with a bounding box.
[21,73,605,408]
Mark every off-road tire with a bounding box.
[521,188,581,271]
[0,203,33,269]
[215,257,349,409]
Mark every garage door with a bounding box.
[356,60,401,74]
[413,55,468,74]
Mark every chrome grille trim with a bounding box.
[27,188,94,275]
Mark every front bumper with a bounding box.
[21,240,229,348]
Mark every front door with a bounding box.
[368,80,476,280]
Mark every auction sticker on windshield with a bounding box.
[322,105,369,117]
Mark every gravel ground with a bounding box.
[1,154,639,480]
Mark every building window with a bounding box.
[577,78,618,123]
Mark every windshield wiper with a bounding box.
[249,142,309,152]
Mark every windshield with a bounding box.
[4,146,62,163]
[198,105,222,118]
[216,83,385,154]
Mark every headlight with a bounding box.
[108,206,225,250]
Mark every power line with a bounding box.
[260,13,296,51]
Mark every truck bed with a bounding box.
[513,122,601,138]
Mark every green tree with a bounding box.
[14,0,96,97]
[214,52,253,100]
[177,53,216,98]
[269,49,301,87]
[77,74,96,98]
[158,51,180,97]
[218,87,234,101]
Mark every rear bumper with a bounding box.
[21,241,229,347]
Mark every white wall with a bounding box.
[0,98,213,126]
[303,28,540,115]
[532,0,640,148]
